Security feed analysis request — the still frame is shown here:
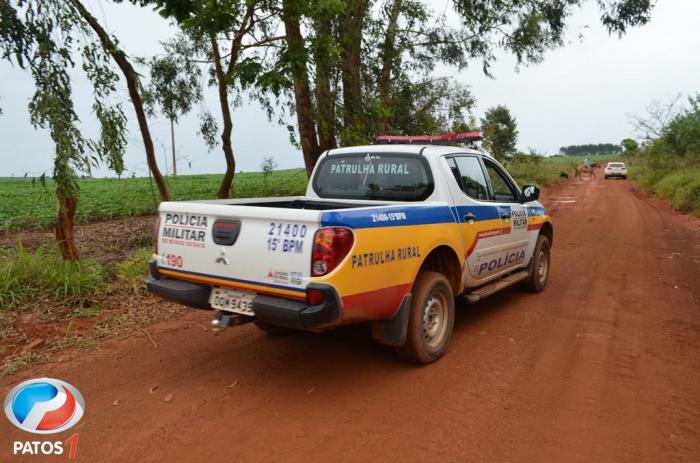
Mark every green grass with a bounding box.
[628,154,700,216]
[0,169,308,231]
[114,247,153,293]
[0,243,107,312]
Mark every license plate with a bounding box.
[209,287,255,316]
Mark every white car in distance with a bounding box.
[604,162,627,180]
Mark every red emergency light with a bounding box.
[375,132,482,145]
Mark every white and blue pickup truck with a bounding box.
[147,134,553,363]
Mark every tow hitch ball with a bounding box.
[210,311,254,333]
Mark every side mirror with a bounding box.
[521,185,540,203]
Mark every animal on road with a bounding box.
[575,162,599,180]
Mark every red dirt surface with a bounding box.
[1,178,699,462]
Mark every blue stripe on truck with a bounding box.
[320,205,501,229]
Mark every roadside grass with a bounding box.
[628,154,700,217]
[0,243,182,375]
[0,242,107,313]
[114,247,153,293]
[2,351,47,376]
[0,168,308,231]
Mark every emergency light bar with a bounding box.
[375,132,482,145]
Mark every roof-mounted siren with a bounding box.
[375,132,487,153]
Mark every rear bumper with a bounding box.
[147,274,212,309]
[605,172,627,177]
[146,263,341,329]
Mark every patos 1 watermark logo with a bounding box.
[5,378,84,433]
[4,378,83,459]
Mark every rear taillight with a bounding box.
[311,227,354,276]
[152,216,161,254]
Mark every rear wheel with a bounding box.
[398,271,455,364]
[522,234,551,293]
[254,320,292,336]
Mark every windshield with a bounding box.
[313,153,434,201]
[609,163,625,167]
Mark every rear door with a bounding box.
[156,202,321,300]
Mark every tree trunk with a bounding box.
[210,34,236,199]
[283,0,321,176]
[379,0,402,133]
[70,0,169,201]
[314,15,337,152]
[170,118,177,176]
[55,186,79,261]
[340,0,369,146]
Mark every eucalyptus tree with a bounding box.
[0,0,128,259]
[481,105,518,161]
[132,0,283,198]
[142,36,203,176]
[69,0,170,201]
[274,0,655,173]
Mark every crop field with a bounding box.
[0,155,624,232]
[0,169,308,231]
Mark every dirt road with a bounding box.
[2,178,699,462]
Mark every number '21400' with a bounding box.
[267,222,306,253]
[267,222,308,238]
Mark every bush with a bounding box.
[628,152,700,216]
[0,243,106,311]
[115,247,152,293]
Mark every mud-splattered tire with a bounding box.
[522,234,551,293]
[398,271,455,364]
[254,320,292,336]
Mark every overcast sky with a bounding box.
[0,0,699,177]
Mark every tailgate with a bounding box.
[155,201,321,300]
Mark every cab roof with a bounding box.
[325,144,484,159]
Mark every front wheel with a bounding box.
[522,234,551,293]
[398,271,455,364]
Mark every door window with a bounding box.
[450,157,489,200]
[483,160,518,202]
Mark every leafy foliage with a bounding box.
[481,105,518,160]
[621,138,639,154]
[452,0,654,74]
[0,243,105,311]
[0,0,129,258]
[142,36,202,124]
[559,143,623,156]
[628,94,700,217]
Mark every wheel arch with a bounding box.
[539,221,554,245]
[416,245,462,295]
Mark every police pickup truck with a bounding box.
[147,133,553,363]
